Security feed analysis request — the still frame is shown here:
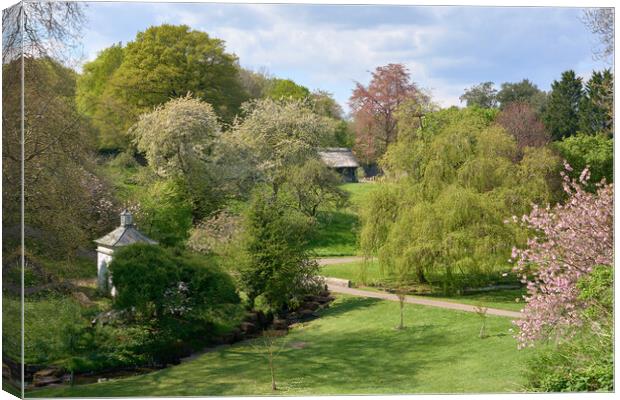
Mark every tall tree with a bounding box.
[76,44,125,149]
[542,70,583,140]
[229,98,334,195]
[459,81,498,108]
[237,188,322,311]
[311,90,344,119]
[496,79,547,112]
[80,25,248,150]
[496,102,549,153]
[130,95,224,218]
[265,78,310,100]
[349,63,426,166]
[361,107,560,294]
[238,67,272,99]
[2,1,85,62]
[578,69,613,136]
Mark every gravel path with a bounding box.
[327,284,523,319]
[316,256,369,265]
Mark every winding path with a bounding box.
[318,256,523,319]
[316,256,368,266]
[327,284,523,318]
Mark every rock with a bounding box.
[272,318,288,330]
[298,309,318,320]
[303,301,320,311]
[244,312,259,324]
[239,322,257,335]
[72,291,95,307]
[324,277,350,288]
[33,368,64,378]
[2,363,11,380]
[33,368,64,387]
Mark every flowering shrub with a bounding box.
[511,164,613,348]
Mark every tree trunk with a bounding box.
[397,292,405,330]
[416,268,428,284]
[269,349,276,391]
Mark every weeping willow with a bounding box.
[360,107,561,293]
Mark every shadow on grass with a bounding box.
[307,210,359,255]
[27,296,522,397]
[317,296,382,319]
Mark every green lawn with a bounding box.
[321,261,525,312]
[308,182,378,256]
[321,260,383,285]
[30,294,530,397]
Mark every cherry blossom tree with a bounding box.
[511,164,613,348]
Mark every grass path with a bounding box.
[29,294,529,397]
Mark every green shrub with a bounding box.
[237,186,322,312]
[555,133,613,189]
[525,334,613,392]
[109,151,139,169]
[525,265,613,392]
[108,244,241,365]
[2,295,88,365]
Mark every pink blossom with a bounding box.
[510,166,613,348]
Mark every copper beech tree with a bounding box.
[496,102,550,155]
[349,63,428,166]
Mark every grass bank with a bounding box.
[31,294,529,397]
[308,182,378,256]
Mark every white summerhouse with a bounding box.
[94,210,157,295]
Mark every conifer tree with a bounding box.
[542,70,583,140]
[578,69,613,136]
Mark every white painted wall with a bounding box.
[96,246,115,295]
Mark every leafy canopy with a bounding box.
[131,96,225,217]
[360,107,560,291]
[459,82,498,108]
[78,24,247,150]
[496,79,547,113]
[555,133,613,189]
[236,187,322,311]
[349,63,428,165]
[229,98,334,194]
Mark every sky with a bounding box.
[78,1,611,113]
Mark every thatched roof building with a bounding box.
[318,148,359,182]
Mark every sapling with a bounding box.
[396,289,407,330]
[252,329,288,391]
[474,303,489,339]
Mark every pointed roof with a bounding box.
[318,148,359,168]
[95,211,157,249]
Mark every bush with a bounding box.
[108,244,241,365]
[525,335,613,392]
[109,151,139,169]
[555,133,613,190]
[524,266,613,392]
[187,210,242,255]
[3,295,88,365]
